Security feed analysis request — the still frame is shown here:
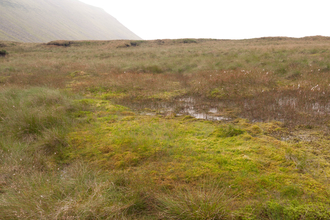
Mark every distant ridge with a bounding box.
[0,0,141,42]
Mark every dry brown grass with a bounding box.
[2,37,330,127]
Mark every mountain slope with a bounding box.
[0,0,141,42]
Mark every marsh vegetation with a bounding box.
[1,37,330,219]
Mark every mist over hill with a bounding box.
[0,0,141,42]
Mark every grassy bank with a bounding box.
[1,37,330,219]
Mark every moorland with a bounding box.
[1,37,330,219]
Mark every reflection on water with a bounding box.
[180,105,229,121]
[122,97,230,121]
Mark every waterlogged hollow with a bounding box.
[166,97,231,121]
[116,96,232,121]
[239,90,330,126]
[115,89,330,126]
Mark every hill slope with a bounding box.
[0,0,141,42]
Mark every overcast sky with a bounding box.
[79,0,329,40]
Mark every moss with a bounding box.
[259,201,330,220]
[209,88,227,99]
[121,116,135,121]
[213,124,245,137]
[246,125,263,136]
[64,99,330,208]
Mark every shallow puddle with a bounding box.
[116,93,330,125]
[120,97,231,121]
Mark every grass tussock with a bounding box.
[157,181,235,220]
[0,87,73,142]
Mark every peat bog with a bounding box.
[1,37,330,219]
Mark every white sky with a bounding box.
[79,0,329,40]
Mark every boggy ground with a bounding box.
[1,37,330,219]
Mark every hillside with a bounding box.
[0,0,141,42]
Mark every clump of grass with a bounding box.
[0,87,82,174]
[145,65,163,73]
[157,181,235,219]
[1,162,123,219]
[130,40,145,46]
[176,38,198,44]
[0,50,7,57]
[46,40,72,47]
[0,87,75,142]
[0,88,127,219]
